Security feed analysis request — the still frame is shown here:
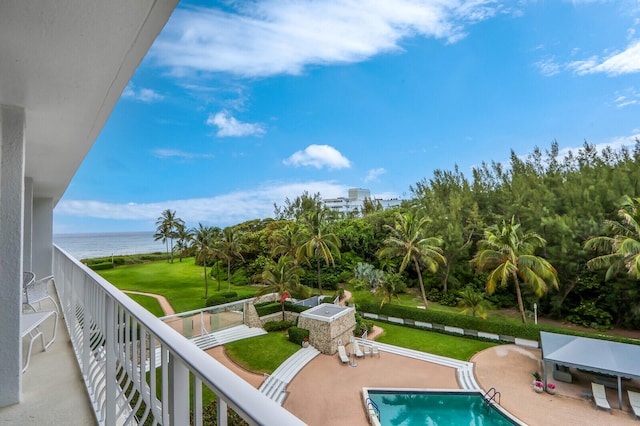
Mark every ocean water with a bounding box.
[54,232,167,260]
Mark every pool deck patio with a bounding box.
[209,341,640,425]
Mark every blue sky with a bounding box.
[54,0,640,234]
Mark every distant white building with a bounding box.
[323,188,401,215]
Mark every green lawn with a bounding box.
[224,332,301,374]
[125,293,165,317]
[372,320,497,361]
[97,257,258,313]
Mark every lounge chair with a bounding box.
[353,342,364,358]
[591,383,611,412]
[629,390,640,419]
[337,341,349,364]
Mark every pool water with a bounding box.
[365,390,521,426]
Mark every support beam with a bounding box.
[0,105,26,407]
[32,197,53,278]
[23,177,33,272]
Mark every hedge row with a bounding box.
[89,262,114,271]
[356,302,640,346]
[264,320,295,332]
[254,302,311,317]
[288,326,309,345]
[205,292,242,307]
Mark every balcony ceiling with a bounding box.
[0,0,178,204]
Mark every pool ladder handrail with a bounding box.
[483,387,501,406]
[365,397,380,422]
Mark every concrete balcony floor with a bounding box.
[0,294,96,425]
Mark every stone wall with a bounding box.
[243,302,262,328]
[298,309,356,355]
[259,311,299,326]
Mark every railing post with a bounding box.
[105,296,117,425]
[217,397,228,426]
[193,377,203,426]
[169,352,189,425]
[81,275,91,379]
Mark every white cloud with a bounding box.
[122,83,164,102]
[568,40,640,75]
[557,133,640,159]
[206,111,265,137]
[153,149,214,160]
[283,145,351,169]
[364,167,386,182]
[151,1,502,78]
[534,58,561,76]
[55,181,349,227]
[613,87,640,107]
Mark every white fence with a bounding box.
[53,245,304,426]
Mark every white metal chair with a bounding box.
[371,345,380,358]
[23,274,60,314]
[21,310,58,372]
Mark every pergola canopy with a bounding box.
[541,331,640,409]
[541,331,640,380]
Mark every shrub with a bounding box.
[354,313,374,336]
[567,302,613,330]
[231,269,248,286]
[288,326,310,345]
[321,274,339,291]
[427,289,442,303]
[89,262,114,270]
[220,291,238,299]
[440,291,458,307]
[264,320,295,332]
[205,296,227,307]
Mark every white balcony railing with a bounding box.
[53,245,305,426]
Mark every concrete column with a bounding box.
[0,105,26,407]
[23,177,33,272]
[33,197,53,278]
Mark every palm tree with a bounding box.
[256,256,309,320]
[471,216,559,323]
[269,223,299,258]
[378,211,445,309]
[295,209,341,293]
[457,286,491,319]
[585,195,640,280]
[173,222,192,262]
[155,209,183,263]
[190,224,214,299]
[220,227,246,291]
[374,272,406,307]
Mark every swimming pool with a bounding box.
[362,388,526,426]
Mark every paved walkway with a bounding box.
[122,290,175,315]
